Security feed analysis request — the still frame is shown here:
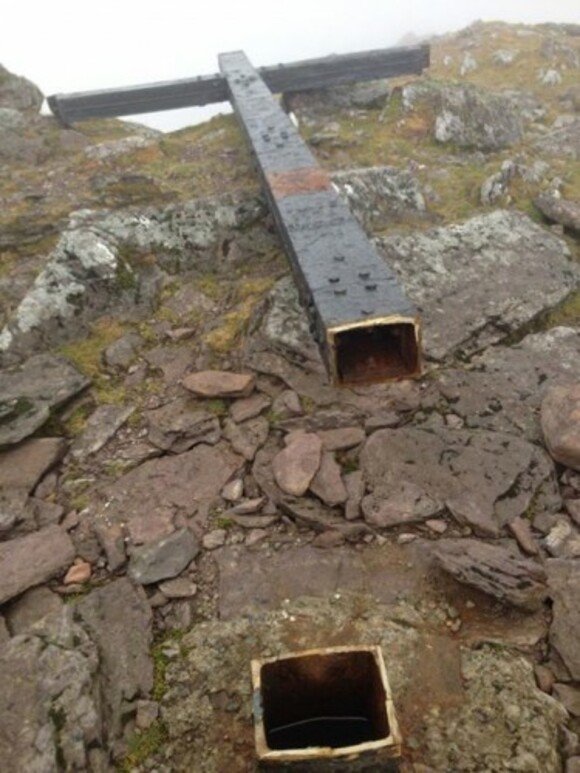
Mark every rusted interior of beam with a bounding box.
[47,45,429,125]
[219,51,421,386]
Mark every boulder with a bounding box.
[70,404,134,459]
[438,328,580,441]
[0,608,103,771]
[378,211,580,362]
[272,432,322,496]
[0,354,90,446]
[0,64,43,112]
[128,528,200,584]
[401,81,524,150]
[360,427,558,537]
[535,190,580,233]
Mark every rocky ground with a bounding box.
[1,19,580,773]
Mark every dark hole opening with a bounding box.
[334,322,419,386]
[261,651,389,751]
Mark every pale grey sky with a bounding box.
[2,0,578,130]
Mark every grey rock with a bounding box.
[128,528,200,584]
[344,470,365,521]
[534,115,580,159]
[77,578,153,737]
[434,539,547,611]
[136,699,160,730]
[402,81,523,150]
[229,497,265,514]
[361,427,557,537]
[0,64,43,112]
[146,398,220,453]
[459,52,478,76]
[363,481,442,528]
[271,389,303,418]
[0,354,90,446]
[492,49,518,65]
[332,166,426,231]
[542,384,580,471]
[202,529,227,550]
[424,646,567,772]
[0,607,102,772]
[568,759,580,773]
[71,404,134,459]
[309,452,348,507]
[158,578,198,599]
[223,416,269,461]
[547,559,580,680]
[0,228,150,362]
[0,437,66,490]
[0,525,74,604]
[378,212,579,363]
[272,432,322,496]
[261,276,322,366]
[438,328,580,441]
[85,135,157,161]
[4,585,63,634]
[535,191,580,232]
[538,68,562,86]
[182,370,255,398]
[103,332,142,369]
[221,478,244,502]
[0,615,8,644]
[231,514,278,529]
[285,79,390,114]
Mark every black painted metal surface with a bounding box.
[219,51,421,386]
[48,45,429,124]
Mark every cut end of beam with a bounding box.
[329,317,421,386]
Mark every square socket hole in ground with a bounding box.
[252,646,400,762]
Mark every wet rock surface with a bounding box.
[377,210,579,362]
[1,20,580,772]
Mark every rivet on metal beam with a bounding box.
[334,288,347,296]
[333,255,345,262]
[365,284,378,291]
[358,271,370,279]
[329,277,340,284]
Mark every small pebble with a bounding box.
[63,561,92,585]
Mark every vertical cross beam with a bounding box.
[219,51,421,386]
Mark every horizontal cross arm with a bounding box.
[48,44,429,124]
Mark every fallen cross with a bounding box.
[49,45,429,385]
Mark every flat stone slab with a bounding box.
[128,528,200,585]
[93,443,243,558]
[438,328,580,441]
[182,370,255,398]
[377,211,580,362]
[70,404,134,459]
[76,578,153,737]
[146,398,220,453]
[0,354,90,446]
[360,427,558,537]
[433,539,547,611]
[0,437,66,490]
[272,431,322,496]
[0,525,74,604]
[546,559,580,680]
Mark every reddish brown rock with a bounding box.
[317,427,365,451]
[230,393,271,423]
[223,417,269,461]
[362,481,442,528]
[0,438,67,492]
[312,530,346,549]
[309,452,348,507]
[272,432,322,496]
[182,370,255,398]
[63,561,92,585]
[541,384,580,471]
[547,559,580,680]
[509,516,540,556]
[0,525,75,604]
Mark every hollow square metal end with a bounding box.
[251,645,402,767]
[327,316,422,387]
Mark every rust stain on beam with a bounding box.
[266,168,332,198]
